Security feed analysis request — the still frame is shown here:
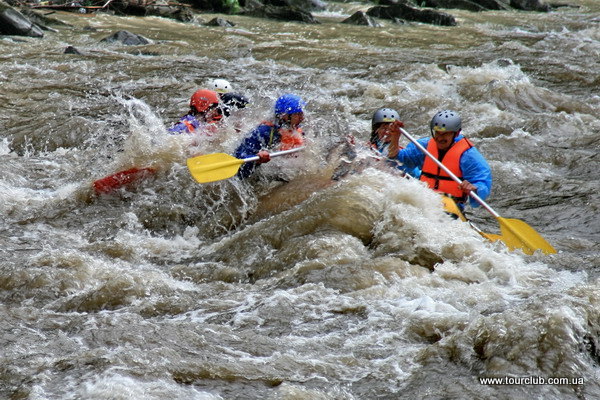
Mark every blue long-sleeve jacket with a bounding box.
[372,140,421,179]
[168,114,199,134]
[234,121,279,178]
[395,135,492,208]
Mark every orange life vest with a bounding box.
[184,119,220,136]
[420,137,473,199]
[182,119,196,133]
[279,127,305,150]
[261,120,305,150]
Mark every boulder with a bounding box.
[418,0,488,11]
[242,5,319,23]
[509,0,550,11]
[146,5,195,21]
[206,17,235,26]
[19,8,71,30]
[186,0,240,13]
[472,0,512,9]
[108,0,196,20]
[0,1,44,37]
[262,0,325,11]
[342,11,382,27]
[367,3,457,26]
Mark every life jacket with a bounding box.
[185,117,220,136]
[175,112,220,134]
[261,121,304,150]
[182,119,196,133]
[279,127,304,150]
[420,137,473,199]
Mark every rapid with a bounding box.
[1,1,599,398]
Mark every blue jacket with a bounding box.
[372,140,421,179]
[234,121,280,178]
[394,135,492,208]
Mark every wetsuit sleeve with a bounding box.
[460,147,492,207]
[394,137,428,175]
[168,122,189,134]
[234,124,278,178]
[168,115,198,134]
[377,142,419,178]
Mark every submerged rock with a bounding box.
[100,30,151,45]
[64,45,82,54]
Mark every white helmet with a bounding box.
[208,78,232,93]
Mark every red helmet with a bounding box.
[190,89,220,113]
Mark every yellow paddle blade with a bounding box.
[442,196,520,247]
[186,153,244,183]
[441,196,468,222]
[497,217,557,255]
[478,232,504,242]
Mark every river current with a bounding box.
[1,1,599,398]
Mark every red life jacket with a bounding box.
[279,127,304,150]
[262,120,304,150]
[420,137,473,199]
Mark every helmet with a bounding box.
[371,108,400,129]
[190,89,220,113]
[430,110,462,135]
[274,94,306,115]
[208,78,232,94]
[221,92,250,117]
[221,92,249,109]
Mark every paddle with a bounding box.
[398,127,556,255]
[187,147,305,183]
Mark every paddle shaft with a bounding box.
[187,146,307,183]
[241,146,305,163]
[398,128,500,218]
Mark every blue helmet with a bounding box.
[274,94,306,115]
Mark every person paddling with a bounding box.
[207,78,233,96]
[233,93,306,178]
[221,92,250,117]
[331,108,418,181]
[387,109,492,211]
[368,108,421,178]
[206,78,249,117]
[95,89,223,195]
[168,89,223,135]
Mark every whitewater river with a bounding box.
[1,0,599,398]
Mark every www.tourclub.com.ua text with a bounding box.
[479,376,584,385]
